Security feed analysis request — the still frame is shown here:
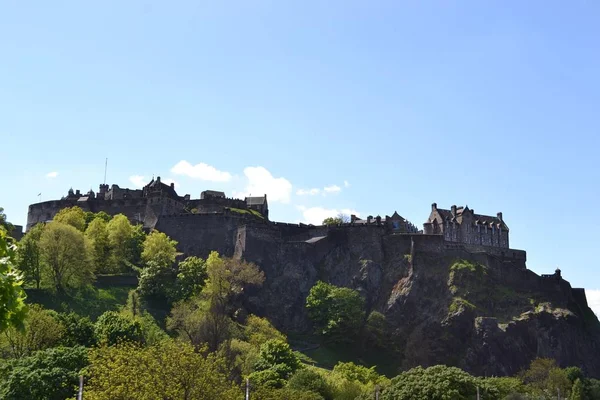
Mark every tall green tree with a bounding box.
[85,218,111,273]
[306,281,365,342]
[142,230,178,266]
[39,222,93,292]
[0,207,13,231]
[17,223,44,289]
[0,228,27,333]
[53,206,86,232]
[106,214,144,272]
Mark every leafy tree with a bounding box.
[287,368,333,399]
[106,214,138,272]
[0,228,27,333]
[53,206,86,232]
[0,345,88,400]
[364,311,387,349]
[173,256,207,301]
[84,211,111,226]
[245,315,286,347]
[306,281,365,342]
[0,304,64,358]
[85,218,111,273]
[323,213,349,226]
[521,358,572,398]
[39,222,93,292]
[55,312,96,347]
[570,378,583,400]
[94,311,143,345]
[254,339,302,382]
[251,387,324,400]
[0,207,14,232]
[249,368,288,389]
[137,260,178,301]
[16,223,44,289]
[380,365,498,400]
[332,362,383,386]
[168,252,264,351]
[84,340,241,400]
[141,230,178,266]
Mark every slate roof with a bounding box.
[201,190,225,198]
[246,196,267,205]
[436,207,506,228]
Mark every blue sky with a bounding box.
[1,1,599,312]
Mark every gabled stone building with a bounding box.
[423,203,509,248]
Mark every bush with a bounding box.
[55,312,96,347]
[254,339,302,380]
[95,311,143,345]
[287,368,333,399]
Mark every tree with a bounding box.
[84,340,241,400]
[53,206,86,232]
[0,227,27,333]
[94,311,143,345]
[0,345,88,400]
[253,339,302,382]
[84,211,111,226]
[323,213,349,226]
[55,312,97,347]
[17,223,44,289]
[142,230,178,267]
[245,315,286,347]
[521,358,572,398]
[106,214,137,272]
[168,252,265,351]
[173,256,207,301]
[0,207,13,231]
[306,281,365,342]
[0,304,64,358]
[332,362,383,386]
[570,378,583,400]
[380,365,498,400]
[85,218,111,273]
[364,311,387,349]
[39,222,93,292]
[287,369,333,399]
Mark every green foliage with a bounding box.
[287,368,333,399]
[251,387,324,400]
[84,339,240,400]
[94,311,143,345]
[249,368,288,389]
[227,207,265,219]
[306,281,365,342]
[84,211,111,226]
[322,216,344,226]
[39,222,93,291]
[0,228,27,333]
[141,230,178,267]
[137,260,177,301]
[173,255,207,301]
[85,218,111,274]
[53,206,86,232]
[54,311,96,347]
[16,223,44,289]
[570,378,583,400]
[449,297,477,314]
[332,362,383,385]
[364,311,387,349]
[245,314,287,347]
[0,207,13,231]
[106,214,141,273]
[521,358,572,398]
[254,339,302,381]
[449,259,486,274]
[381,365,498,400]
[0,345,88,400]
[0,304,64,358]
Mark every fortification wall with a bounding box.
[154,213,251,258]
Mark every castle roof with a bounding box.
[201,190,225,199]
[435,207,507,229]
[146,177,179,199]
[246,196,267,205]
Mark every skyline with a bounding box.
[2,1,600,314]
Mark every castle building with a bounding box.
[350,212,420,233]
[26,177,268,230]
[423,203,509,248]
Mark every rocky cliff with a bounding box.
[238,226,600,378]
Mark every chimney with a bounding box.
[156,176,161,183]
[367,215,373,224]
[431,203,437,211]
[451,205,457,216]
[497,212,503,221]
[350,214,357,223]
[170,182,175,189]
[76,189,80,196]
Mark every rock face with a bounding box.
[236,226,600,378]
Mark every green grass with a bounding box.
[449,297,477,313]
[449,259,486,274]
[226,207,265,219]
[25,285,134,321]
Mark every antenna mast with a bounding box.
[103,158,108,185]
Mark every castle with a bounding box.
[27,178,524,262]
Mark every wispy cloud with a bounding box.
[46,171,58,178]
[344,180,350,188]
[234,166,292,203]
[296,188,321,196]
[323,184,341,194]
[129,175,147,188]
[586,289,600,316]
[171,160,232,182]
[298,206,360,225]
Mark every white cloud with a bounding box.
[171,160,232,182]
[234,166,292,203]
[46,171,58,178]
[299,206,360,225]
[344,180,350,188]
[587,289,600,316]
[323,184,341,194]
[296,188,320,196]
[129,175,147,188]
[162,178,180,189]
